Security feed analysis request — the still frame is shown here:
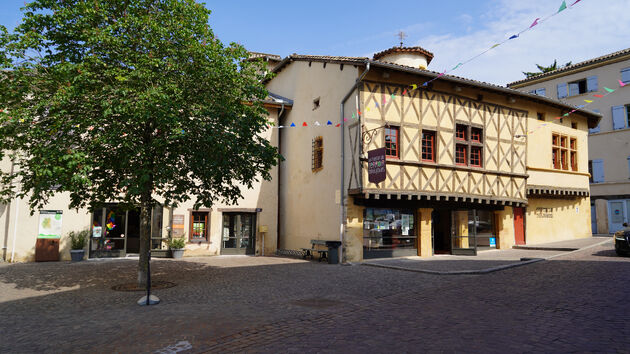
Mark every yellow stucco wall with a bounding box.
[494,207,515,249]
[525,196,592,245]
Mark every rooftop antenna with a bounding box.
[397,31,407,47]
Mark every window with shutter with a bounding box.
[628,157,630,179]
[557,83,568,99]
[587,76,598,92]
[536,88,546,96]
[588,109,601,134]
[621,67,630,83]
[591,159,604,183]
[612,105,626,130]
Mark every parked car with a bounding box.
[614,223,630,256]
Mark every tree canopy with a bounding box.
[0,0,278,284]
[522,59,572,78]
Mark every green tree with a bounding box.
[522,59,572,78]
[0,0,278,286]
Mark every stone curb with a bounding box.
[360,238,613,275]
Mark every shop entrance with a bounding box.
[432,210,451,254]
[221,213,256,255]
[432,209,496,256]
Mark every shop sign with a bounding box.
[489,237,496,247]
[368,147,386,184]
[38,210,63,239]
[172,214,185,237]
[535,207,553,218]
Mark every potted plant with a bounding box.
[168,237,186,259]
[68,229,89,262]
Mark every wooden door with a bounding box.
[35,239,60,262]
[514,207,525,245]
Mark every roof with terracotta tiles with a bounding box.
[372,46,434,65]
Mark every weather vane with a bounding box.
[397,31,407,47]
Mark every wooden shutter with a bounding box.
[588,109,600,134]
[568,82,579,97]
[592,159,604,183]
[621,67,630,83]
[536,88,546,96]
[612,105,626,130]
[587,76,598,92]
[557,83,568,98]
[628,157,630,178]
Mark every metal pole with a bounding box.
[146,250,151,306]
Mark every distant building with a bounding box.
[508,48,630,234]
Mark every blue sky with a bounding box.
[2,0,628,85]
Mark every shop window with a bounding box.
[421,130,435,162]
[552,133,576,171]
[455,144,467,165]
[312,136,323,172]
[363,208,416,255]
[384,126,399,158]
[470,146,482,167]
[190,211,209,242]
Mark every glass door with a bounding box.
[609,200,628,233]
[451,209,477,255]
[221,213,256,255]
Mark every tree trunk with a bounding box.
[137,202,152,287]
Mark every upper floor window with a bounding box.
[557,76,597,98]
[384,126,399,158]
[537,113,545,121]
[589,159,604,183]
[552,133,577,171]
[612,105,630,130]
[454,124,483,168]
[529,88,546,96]
[421,130,435,162]
[312,136,323,172]
[588,109,601,134]
[621,67,630,84]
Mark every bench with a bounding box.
[301,239,328,262]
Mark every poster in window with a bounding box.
[92,226,102,238]
[401,214,410,236]
[38,210,63,239]
[172,214,185,237]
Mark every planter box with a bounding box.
[171,249,185,259]
[70,249,85,262]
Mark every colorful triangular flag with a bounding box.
[604,87,615,93]
[593,94,604,98]
[509,34,518,40]
[290,122,296,127]
[529,18,540,28]
[314,121,321,126]
[584,100,593,103]
[570,0,581,6]
[558,0,567,13]
[491,43,500,49]
[335,123,341,127]
[411,84,417,90]
[327,120,332,125]
[619,80,627,87]
[302,122,307,127]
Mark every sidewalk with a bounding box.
[362,236,612,274]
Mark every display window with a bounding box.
[363,208,416,255]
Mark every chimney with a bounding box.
[373,46,434,70]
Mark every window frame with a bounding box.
[312,136,324,172]
[421,130,436,162]
[453,123,483,168]
[189,210,211,243]
[384,126,400,159]
[552,132,577,171]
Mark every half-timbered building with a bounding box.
[268,46,600,262]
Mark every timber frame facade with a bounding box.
[348,81,528,207]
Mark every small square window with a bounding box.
[455,125,467,141]
[471,128,482,143]
[455,144,467,165]
[537,113,545,121]
[384,127,399,158]
[571,122,577,130]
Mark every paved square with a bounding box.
[1,240,629,353]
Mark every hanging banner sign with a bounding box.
[38,210,63,239]
[368,147,386,184]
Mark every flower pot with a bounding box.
[171,249,185,259]
[70,249,85,262]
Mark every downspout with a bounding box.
[276,102,286,252]
[339,61,371,263]
[2,161,14,261]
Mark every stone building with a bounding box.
[508,48,630,234]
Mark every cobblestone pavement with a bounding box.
[1,240,629,353]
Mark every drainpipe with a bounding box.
[276,101,286,253]
[10,166,20,263]
[2,162,14,261]
[339,61,371,263]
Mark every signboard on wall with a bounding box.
[172,214,185,237]
[368,147,386,184]
[38,210,63,239]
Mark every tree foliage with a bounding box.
[522,59,572,78]
[0,0,278,284]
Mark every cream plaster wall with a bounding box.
[267,60,360,253]
[378,53,429,69]
[525,196,592,245]
[0,109,280,262]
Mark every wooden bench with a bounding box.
[301,239,328,262]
